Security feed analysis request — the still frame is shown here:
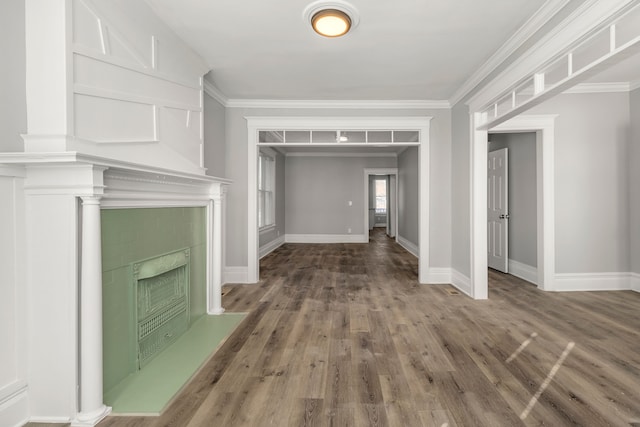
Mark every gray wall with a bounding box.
[528,92,630,274]
[630,88,640,275]
[489,132,537,268]
[224,107,452,268]
[397,147,419,246]
[203,93,226,177]
[0,0,27,152]
[450,103,471,277]
[259,148,285,248]
[285,155,396,235]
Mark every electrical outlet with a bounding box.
[348,200,352,206]
[347,227,351,234]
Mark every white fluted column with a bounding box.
[74,196,111,426]
[208,190,225,314]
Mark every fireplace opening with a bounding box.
[133,248,190,368]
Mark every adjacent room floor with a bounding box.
[32,229,640,426]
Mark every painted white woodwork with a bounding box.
[470,113,490,299]
[0,153,229,424]
[508,259,538,285]
[451,269,472,296]
[223,266,249,285]
[363,169,398,241]
[554,272,638,291]
[397,235,419,258]
[489,115,556,293]
[75,195,111,426]
[0,169,28,427]
[259,235,285,259]
[631,273,640,292]
[468,1,640,129]
[246,116,431,285]
[24,0,209,175]
[209,190,225,315]
[487,148,509,273]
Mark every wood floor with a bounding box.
[36,229,640,426]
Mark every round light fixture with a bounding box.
[303,1,359,38]
[311,9,351,37]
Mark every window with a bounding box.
[375,178,387,214]
[258,151,275,229]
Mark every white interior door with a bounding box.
[488,148,509,272]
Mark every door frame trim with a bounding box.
[245,116,431,284]
[364,168,398,242]
[473,114,557,297]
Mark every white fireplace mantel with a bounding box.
[0,151,230,425]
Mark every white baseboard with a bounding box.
[223,266,249,284]
[632,273,640,293]
[285,234,368,244]
[554,272,633,292]
[508,259,538,285]
[425,268,452,284]
[0,385,28,427]
[259,235,285,259]
[451,269,472,297]
[396,235,418,258]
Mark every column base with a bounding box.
[71,405,111,427]
[208,307,225,315]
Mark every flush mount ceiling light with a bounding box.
[303,1,359,38]
[312,9,351,37]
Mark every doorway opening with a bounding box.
[471,115,556,299]
[245,116,432,285]
[364,169,398,243]
[487,132,538,285]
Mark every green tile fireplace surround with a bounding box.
[101,207,207,397]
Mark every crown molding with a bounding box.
[202,80,449,109]
[449,0,571,106]
[563,82,631,93]
[226,99,450,109]
[203,80,228,106]
[466,0,632,112]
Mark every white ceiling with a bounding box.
[144,0,548,101]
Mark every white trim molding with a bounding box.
[631,273,640,292]
[397,235,418,258]
[470,114,556,299]
[259,236,285,259]
[554,272,635,292]
[285,234,368,244]
[223,266,250,285]
[202,81,450,109]
[246,116,432,285]
[564,82,631,94]
[0,383,28,427]
[426,268,452,285]
[285,152,398,158]
[508,260,538,285]
[450,0,571,105]
[228,99,449,110]
[451,269,472,297]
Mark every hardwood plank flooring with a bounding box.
[32,229,640,427]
